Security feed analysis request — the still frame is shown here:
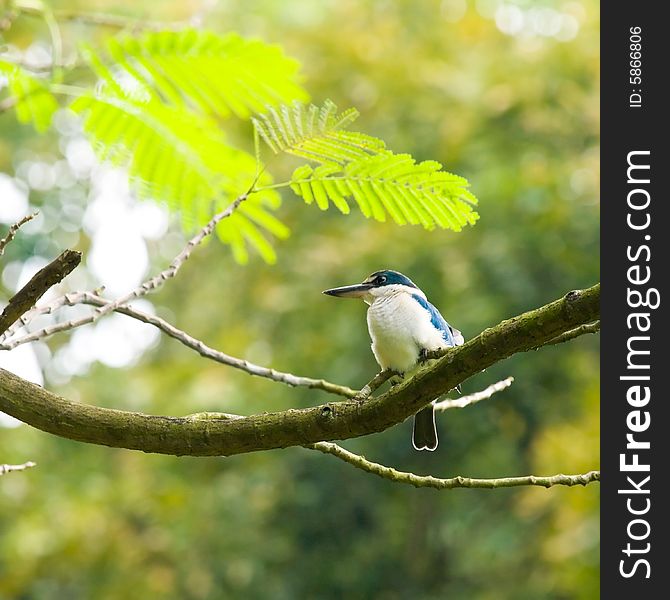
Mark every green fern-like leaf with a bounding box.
[70,30,307,262]
[0,60,58,132]
[94,30,308,119]
[290,154,478,231]
[252,99,385,164]
[71,89,287,263]
[255,100,479,231]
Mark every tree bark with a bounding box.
[0,249,81,335]
[0,283,599,457]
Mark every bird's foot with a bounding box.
[418,348,430,364]
[389,371,404,388]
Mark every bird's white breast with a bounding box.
[366,288,448,373]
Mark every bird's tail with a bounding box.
[412,405,438,451]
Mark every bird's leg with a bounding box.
[418,347,460,392]
[389,372,404,387]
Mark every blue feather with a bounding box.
[411,293,459,346]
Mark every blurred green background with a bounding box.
[1,1,599,598]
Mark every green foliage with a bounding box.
[1,2,600,599]
[254,101,479,231]
[101,29,309,119]
[290,154,478,230]
[0,60,58,132]
[252,100,385,162]
[2,34,478,261]
[70,88,285,263]
[71,30,311,263]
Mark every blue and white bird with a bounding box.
[323,269,464,451]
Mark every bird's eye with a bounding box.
[377,275,387,285]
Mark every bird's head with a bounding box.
[323,269,422,304]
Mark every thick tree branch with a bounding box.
[309,442,599,489]
[0,283,599,457]
[0,249,81,335]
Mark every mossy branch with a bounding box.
[0,283,599,457]
[310,442,599,489]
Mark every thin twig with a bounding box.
[0,286,105,341]
[434,377,514,411]
[0,461,37,475]
[53,8,189,31]
[309,442,599,490]
[537,320,600,349]
[103,195,248,306]
[15,2,190,31]
[0,195,248,347]
[11,1,61,69]
[354,369,396,400]
[0,290,358,398]
[0,249,81,335]
[0,212,38,256]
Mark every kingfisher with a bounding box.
[323,269,464,451]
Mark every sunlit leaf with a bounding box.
[71,89,286,263]
[0,60,58,132]
[256,101,478,231]
[101,30,309,118]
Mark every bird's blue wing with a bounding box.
[411,294,463,347]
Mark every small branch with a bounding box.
[11,1,61,71]
[0,287,102,342]
[354,369,395,400]
[0,212,38,256]
[434,377,514,411]
[109,194,249,307]
[0,461,37,475]
[15,2,190,31]
[0,289,357,398]
[310,442,599,490]
[537,320,600,349]
[0,249,81,335]
[0,196,248,347]
[0,194,356,399]
[53,8,189,31]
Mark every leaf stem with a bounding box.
[49,83,88,97]
[12,0,63,80]
[252,180,295,193]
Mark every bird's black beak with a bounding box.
[322,283,373,298]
